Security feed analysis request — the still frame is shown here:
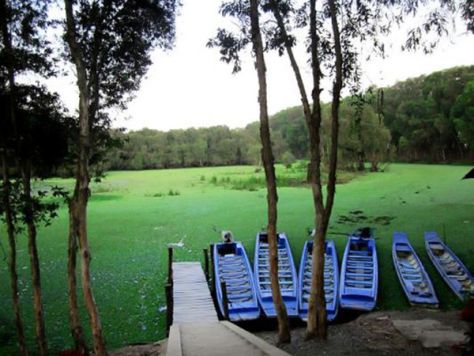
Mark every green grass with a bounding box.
[0,163,473,353]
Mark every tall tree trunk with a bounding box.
[271,0,328,339]
[305,0,328,340]
[308,0,344,340]
[324,0,343,226]
[1,1,28,352]
[2,155,28,356]
[270,0,343,340]
[21,161,47,356]
[65,1,106,355]
[250,0,290,344]
[67,201,88,355]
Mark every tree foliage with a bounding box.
[383,65,474,161]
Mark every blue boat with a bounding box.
[213,241,260,321]
[298,239,339,321]
[392,232,439,307]
[339,228,378,311]
[425,231,474,300]
[254,232,298,317]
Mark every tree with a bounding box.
[250,0,291,343]
[452,80,474,157]
[382,66,474,161]
[267,0,472,339]
[63,1,179,354]
[209,0,291,343]
[266,0,347,339]
[1,1,56,354]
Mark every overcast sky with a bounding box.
[49,0,474,132]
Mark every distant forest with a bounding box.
[104,66,474,172]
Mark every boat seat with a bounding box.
[349,250,371,255]
[219,261,245,267]
[224,278,252,286]
[226,285,251,292]
[229,298,253,305]
[221,272,247,279]
[219,266,247,273]
[228,293,254,301]
[347,261,373,266]
[345,281,373,289]
[346,279,373,286]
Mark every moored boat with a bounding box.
[213,236,260,321]
[392,232,438,307]
[339,227,378,311]
[298,239,339,321]
[254,232,298,317]
[425,231,474,300]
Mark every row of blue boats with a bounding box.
[212,229,474,322]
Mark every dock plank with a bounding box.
[168,261,290,356]
[172,262,218,324]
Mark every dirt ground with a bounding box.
[257,310,470,356]
[109,309,470,356]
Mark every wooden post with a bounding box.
[221,280,229,320]
[209,244,215,288]
[165,283,173,335]
[168,247,173,284]
[203,248,210,283]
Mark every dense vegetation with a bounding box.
[103,65,473,172]
[384,66,474,161]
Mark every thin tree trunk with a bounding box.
[324,0,343,227]
[270,0,344,340]
[1,1,28,352]
[305,0,328,339]
[2,155,28,356]
[65,1,106,355]
[67,200,88,355]
[270,0,327,339]
[21,161,47,356]
[307,0,344,340]
[250,0,290,344]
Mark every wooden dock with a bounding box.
[167,321,290,356]
[172,262,218,324]
[166,259,290,356]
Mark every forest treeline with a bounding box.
[103,65,473,172]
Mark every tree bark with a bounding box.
[270,0,344,340]
[271,0,327,339]
[324,0,343,228]
[250,0,290,344]
[67,200,88,354]
[1,1,28,352]
[64,1,106,355]
[21,161,47,356]
[305,0,328,339]
[2,155,28,356]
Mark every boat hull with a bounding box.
[425,231,474,301]
[254,232,298,317]
[339,232,378,311]
[298,239,339,321]
[392,232,438,307]
[214,242,260,321]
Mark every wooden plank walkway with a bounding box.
[167,261,290,356]
[167,321,290,356]
[172,262,218,324]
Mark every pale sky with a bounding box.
[48,0,474,132]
